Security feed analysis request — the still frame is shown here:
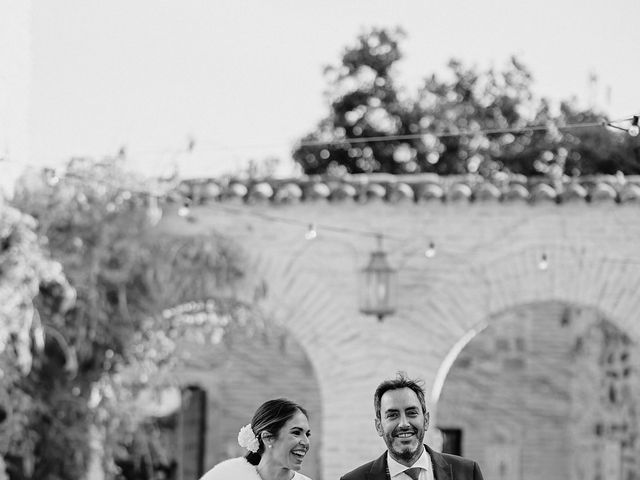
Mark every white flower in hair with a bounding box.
[237,424,260,453]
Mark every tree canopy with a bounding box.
[1,158,255,480]
[293,27,640,178]
[0,201,76,480]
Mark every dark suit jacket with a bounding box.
[340,445,484,480]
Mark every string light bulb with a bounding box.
[45,169,60,187]
[178,200,191,217]
[538,253,549,271]
[424,241,436,258]
[628,116,640,137]
[305,223,317,240]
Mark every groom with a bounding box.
[340,373,484,480]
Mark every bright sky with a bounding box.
[30,0,640,178]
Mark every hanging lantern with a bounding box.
[359,236,397,321]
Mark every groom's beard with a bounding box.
[385,426,425,463]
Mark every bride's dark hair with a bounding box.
[245,398,308,465]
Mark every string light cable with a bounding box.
[11,115,637,169]
[132,115,639,153]
[177,115,639,152]
[29,145,640,275]
[295,117,637,149]
[19,112,640,254]
[607,115,639,136]
[49,167,407,245]
[135,115,640,155]
[183,200,405,242]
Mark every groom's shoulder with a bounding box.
[431,448,482,476]
[436,450,477,467]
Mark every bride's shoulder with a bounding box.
[294,473,313,480]
[199,457,258,480]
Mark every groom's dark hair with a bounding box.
[374,372,427,419]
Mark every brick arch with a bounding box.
[237,237,640,480]
[429,242,640,405]
[243,237,395,480]
[157,208,405,480]
[156,202,640,480]
[169,296,324,479]
[243,235,367,388]
[434,301,640,480]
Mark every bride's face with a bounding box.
[266,411,311,471]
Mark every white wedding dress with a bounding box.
[199,457,312,480]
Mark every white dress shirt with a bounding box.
[387,446,435,480]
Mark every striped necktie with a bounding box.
[404,467,422,480]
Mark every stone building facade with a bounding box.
[156,173,640,480]
[438,302,640,480]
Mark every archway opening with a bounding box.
[172,321,323,479]
[436,301,640,480]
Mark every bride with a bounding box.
[199,398,312,480]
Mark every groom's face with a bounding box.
[375,388,429,466]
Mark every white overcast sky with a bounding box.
[30,0,640,178]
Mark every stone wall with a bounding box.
[438,301,640,480]
[158,199,640,480]
[172,326,322,479]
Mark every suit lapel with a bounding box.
[373,446,451,480]
[367,452,389,480]
[426,445,452,480]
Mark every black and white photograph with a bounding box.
[1,1,640,479]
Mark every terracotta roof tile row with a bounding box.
[171,174,640,205]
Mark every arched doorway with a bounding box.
[171,321,323,480]
[436,301,640,480]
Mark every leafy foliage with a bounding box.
[0,201,76,480]
[293,28,640,177]
[2,158,251,479]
